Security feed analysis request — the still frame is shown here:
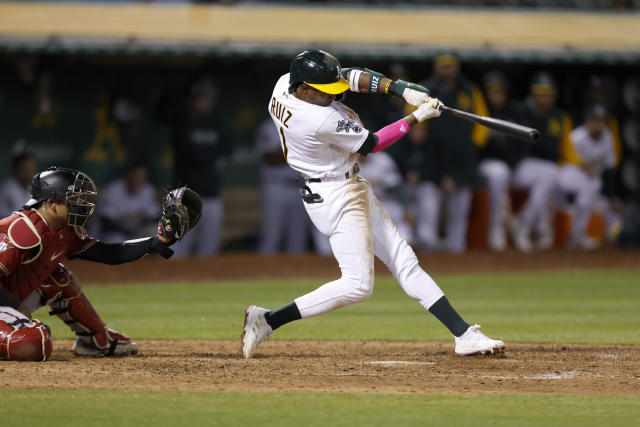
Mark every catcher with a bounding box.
[0,166,201,361]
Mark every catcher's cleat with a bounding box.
[72,328,138,357]
[241,306,273,359]
[454,324,505,356]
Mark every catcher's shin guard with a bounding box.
[0,308,52,361]
[39,264,138,357]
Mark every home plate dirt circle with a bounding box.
[2,340,638,395]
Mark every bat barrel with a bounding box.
[439,104,539,143]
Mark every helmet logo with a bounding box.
[67,185,75,191]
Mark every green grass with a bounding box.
[11,270,640,426]
[2,390,639,427]
[33,269,640,345]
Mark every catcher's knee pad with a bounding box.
[0,309,52,362]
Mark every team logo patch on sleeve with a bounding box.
[336,118,363,134]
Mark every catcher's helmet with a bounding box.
[24,166,97,228]
[289,50,350,95]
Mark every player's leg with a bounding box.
[370,191,504,355]
[531,162,560,250]
[479,159,511,251]
[242,178,375,358]
[560,165,601,249]
[35,264,138,356]
[380,198,414,244]
[194,197,224,255]
[259,182,286,254]
[283,186,309,254]
[415,181,442,250]
[511,158,558,251]
[0,306,52,361]
[312,229,332,255]
[444,186,472,253]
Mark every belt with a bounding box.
[305,163,360,183]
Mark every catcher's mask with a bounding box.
[25,167,98,228]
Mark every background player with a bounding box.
[255,117,309,254]
[558,104,619,249]
[415,54,489,253]
[241,50,505,359]
[509,72,579,251]
[0,167,197,361]
[478,71,526,251]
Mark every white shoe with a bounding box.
[241,305,273,359]
[454,324,505,356]
[508,217,532,252]
[488,227,506,252]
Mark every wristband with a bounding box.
[384,80,392,94]
[349,69,363,93]
[388,81,398,96]
[364,68,386,94]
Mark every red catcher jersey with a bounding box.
[0,209,97,301]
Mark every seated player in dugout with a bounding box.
[242,50,505,359]
[0,167,200,361]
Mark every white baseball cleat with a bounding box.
[488,227,506,252]
[454,324,505,356]
[508,217,532,252]
[241,305,273,359]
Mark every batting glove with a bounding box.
[412,98,442,122]
[393,80,431,107]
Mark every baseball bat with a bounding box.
[438,105,540,143]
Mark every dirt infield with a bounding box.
[3,340,638,395]
[64,249,640,283]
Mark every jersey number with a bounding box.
[279,126,289,162]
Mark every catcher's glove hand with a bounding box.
[158,186,203,243]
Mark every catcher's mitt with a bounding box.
[157,186,203,242]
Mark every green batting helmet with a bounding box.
[289,50,350,95]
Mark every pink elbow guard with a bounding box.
[372,119,410,153]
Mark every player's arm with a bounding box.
[357,99,442,155]
[72,236,174,265]
[342,68,431,106]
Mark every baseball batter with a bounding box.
[241,50,504,358]
[0,167,199,361]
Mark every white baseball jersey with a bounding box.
[570,125,616,175]
[268,73,369,180]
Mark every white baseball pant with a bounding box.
[414,182,472,253]
[259,181,308,254]
[558,164,602,239]
[513,158,560,236]
[295,175,444,318]
[479,159,512,234]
